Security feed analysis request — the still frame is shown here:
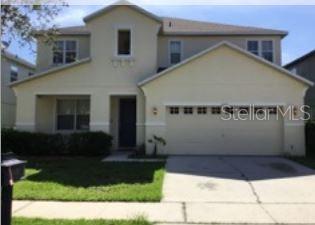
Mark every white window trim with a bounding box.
[52,39,79,66]
[55,97,90,133]
[246,39,275,63]
[114,25,134,58]
[168,39,183,65]
[10,65,19,82]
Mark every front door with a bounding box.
[119,98,136,148]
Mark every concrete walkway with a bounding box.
[102,151,165,162]
[13,200,315,224]
[13,156,315,224]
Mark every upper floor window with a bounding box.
[10,65,18,82]
[261,40,273,62]
[53,40,77,65]
[247,40,274,62]
[117,29,131,56]
[247,41,259,55]
[169,40,182,64]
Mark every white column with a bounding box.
[89,92,110,133]
[15,93,36,131]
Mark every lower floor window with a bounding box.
[57,99,90,131]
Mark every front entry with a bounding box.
[119,98,136,148]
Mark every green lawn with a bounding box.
[13,217,151,225]
[14,157,165,202]
[290,157,315,170]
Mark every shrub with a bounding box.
[67,132,112,156]
[1,129,112,156]
[306,122,315,157]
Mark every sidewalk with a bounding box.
[13,200,315,224]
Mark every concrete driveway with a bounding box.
[162,156,315,224]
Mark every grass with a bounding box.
[14,157,165,202]
[13,217,151,225]
[290,156,315,170]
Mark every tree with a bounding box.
[1,1,67,49]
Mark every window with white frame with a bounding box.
[53,40,77,65]
[169,41,182,64]
[247,40,274,62]
[56,99,90,131]
[10,65,18,82]
[117,29,131,56]
[261,40,273,62]
[247,41,259,55]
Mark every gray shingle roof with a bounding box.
[38,4,287,37]
[161,17,287,36]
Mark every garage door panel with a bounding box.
[166,107,283,155]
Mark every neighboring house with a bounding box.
[1,50,35,128]
[10,1,313,155]
[284,50,315,120]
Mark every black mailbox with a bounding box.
[2,152,26,184]
[1,152,26,225]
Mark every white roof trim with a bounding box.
[2,50,35,69]
[10,58,91,87]
[138,41,314,87]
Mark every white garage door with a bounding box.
[166,106,283,155]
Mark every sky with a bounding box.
[6,4,315,66]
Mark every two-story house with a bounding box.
[1,50,35,128]
[284,50,315,120]
[10,2,313,155]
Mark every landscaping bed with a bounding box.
[14,157,165,202]
[13,217,151,225]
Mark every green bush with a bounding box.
[306,122,315,157]
[1,129,112,156]
[68,132,113,156]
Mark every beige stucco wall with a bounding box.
[158,35,282,68]
[13,5,161,148]
[142,45,308,156]
[36,35,90,72]
[1,56,34,128]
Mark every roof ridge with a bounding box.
[162,16,286,33]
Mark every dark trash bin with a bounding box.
[1,152,26,225]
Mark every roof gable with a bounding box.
[83,0,161,23]
[138,41,313,87]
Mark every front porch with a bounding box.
[15,93,145,151]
